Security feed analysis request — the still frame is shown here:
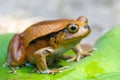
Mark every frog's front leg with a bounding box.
[67,44,92,62]
[33,47,67,74]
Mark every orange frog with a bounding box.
[5,16,91,74]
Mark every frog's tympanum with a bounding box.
[6,16,91,74]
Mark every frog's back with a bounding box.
[21,19,78,47]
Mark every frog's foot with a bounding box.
[81,48,96,57]
[66,55,83,62]
[41,69,59,74]
[67,49,95,62]
[42,66,69,74]
[62,55,79,62]
[3,62,17,74]
[8,66,17,74]
[67,56,76,62]
[32,66,69,74]
[30,68,41,74]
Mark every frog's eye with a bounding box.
[67,24,79,33]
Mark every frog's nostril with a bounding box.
[84,25,90,29]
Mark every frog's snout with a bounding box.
[84,25,90,29]
[84,25,91,33]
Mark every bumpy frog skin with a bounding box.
[6,16,91,74]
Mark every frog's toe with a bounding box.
[41,66,69,74]
[67,56,76,62]
[41,69,59,74]
[89,48,96,53]
[8,66,17,74]
[82,48,96,56]
[30,68,40,74]
[81,49,95,58]
[8,70,17,74]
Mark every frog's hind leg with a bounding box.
[6,34,26,73]
[4,53,17,74]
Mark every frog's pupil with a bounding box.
[71,25,76,30]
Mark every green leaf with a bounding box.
[0,25,120,80]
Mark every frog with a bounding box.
[5,16,91,74]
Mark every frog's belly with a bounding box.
[54,47,67,54]
[54,45,74,56]
[54,40,80,55]
[46,46,72,64]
